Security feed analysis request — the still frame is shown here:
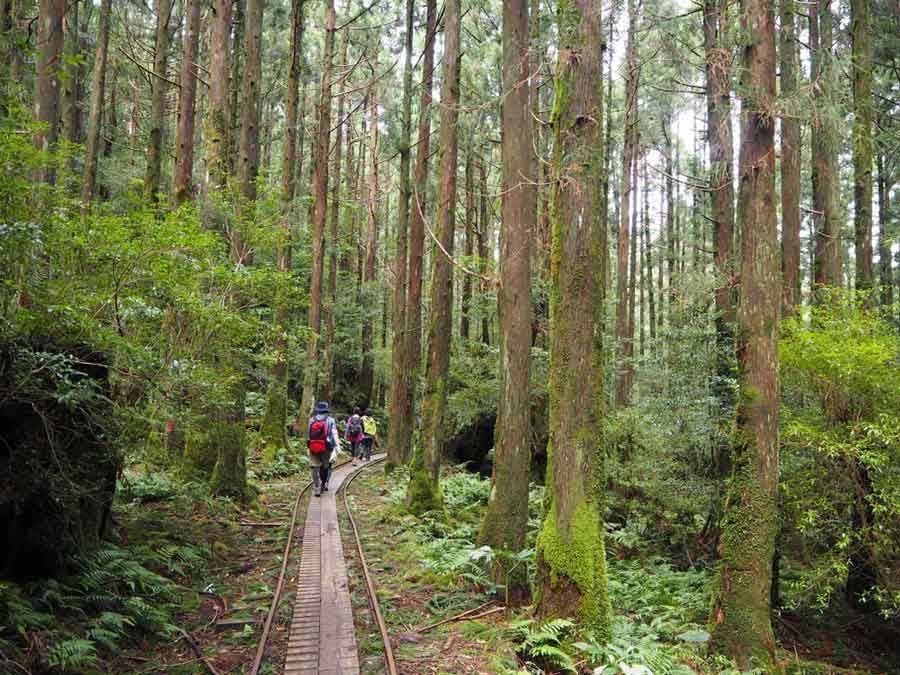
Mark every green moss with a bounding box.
[181,425,218,480]
[258,379,289,461]
[210,420,247,501]
[536,499,611,638]
[406,464,443,515]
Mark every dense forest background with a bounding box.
[1,0,899,672]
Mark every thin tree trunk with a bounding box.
[360,73,380,404]
[260,0,305,454]
[229,0,244,175]
[478,156,492,345]
[535,0,610,636]
[324,28,347,398]
[299,0,335,418]
[144,0,173,203]
[780,0,801,313]
[664,117,676,321]
[204,0,233,194]
[103,65,118,161]
[81,0,112,207]
[877,155,893,306]
[709,0,779,665]
[811,0,840,289]
[34,0,66,184]
[851,0,873,291]
[640,160,648,355]
[403,0,438,463]
[626,153,638,392]
[387,0,415,470]
[60,0,80,168]
[477,0,535,603]
[461,148,474,339]
[406,0,461,515]
[171,0,203,207]
[236,0,264,209]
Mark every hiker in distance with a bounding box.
[307,401,341,497]
[345,406,365,466]
[361,408,377,462]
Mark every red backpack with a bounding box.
[308,417,330,453]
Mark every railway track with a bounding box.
[248,454,397,675]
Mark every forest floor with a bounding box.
[4,450,897,674]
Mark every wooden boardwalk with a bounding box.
[284,457,383,674]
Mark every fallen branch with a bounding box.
[175,626,222,675]
[414,601,500,634]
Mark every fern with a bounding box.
[47,638,99,670]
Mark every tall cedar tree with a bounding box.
[708,0,780,665]
[851,0,873,290]
[81,0,113,207]
[171,0,203,207]
[386,0,415,470]
[702,0,736,552]
[401,0,438,465]
[614,0,640,408]
[209,0,266,500]
[360,64,380,402]
[477,0,535,602]
[34,0,65,184]
[260,0,306,454]
[205,0,233,193]
[144,0,173,203]
[811,0,841,288]
[300,0,336,418]
[324,29,348,396]
[534,0,611,636]
[780,0,801,314]
[406,0,461,515]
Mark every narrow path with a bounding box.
[284,455,385,674]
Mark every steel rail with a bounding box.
[248,458,351,675]
[341,456,399,675]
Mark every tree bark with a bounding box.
[205,0,233,194]
[360,71,380,404]
[877,155,893,306]
[851,0,873,291]
[478,156,492,345]
[708,0,779,666]
[402,0,438,463]
[643,166,655,341]
[534,0,610,637]
[406,0,461,516]
[324,28,347,398]
[261,0,305,455]
[144,0,173,203]
[461,148,474,340]
[236,0,264,208]
[614,0,640,408]
[811,0,841,289]
[386,0,414,471]
[477,0,535,603]
[780,0,801,314]
[229,0,244,175]
[34,0,66,184]
[60,0,80,162]
[171,0,203,207]
[300,0,335,418]
[81,0,112,208]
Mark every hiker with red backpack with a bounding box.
[345,406,365,466]
[307,401,341,497]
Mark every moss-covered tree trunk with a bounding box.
[144,0,173,204]
[477,0,535,603]
[300,0,335,418]
[478,156,492,346]
[401,0,437,465]
[708,0,780,666]
[534,0,610,637]
[851,0,873,291]
[406,0,460,516]
[360,67,380,404]
[876,154,893,306]
[387,0,415,471]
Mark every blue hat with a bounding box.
[314,401,330,414]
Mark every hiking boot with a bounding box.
[314,485,321,497]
